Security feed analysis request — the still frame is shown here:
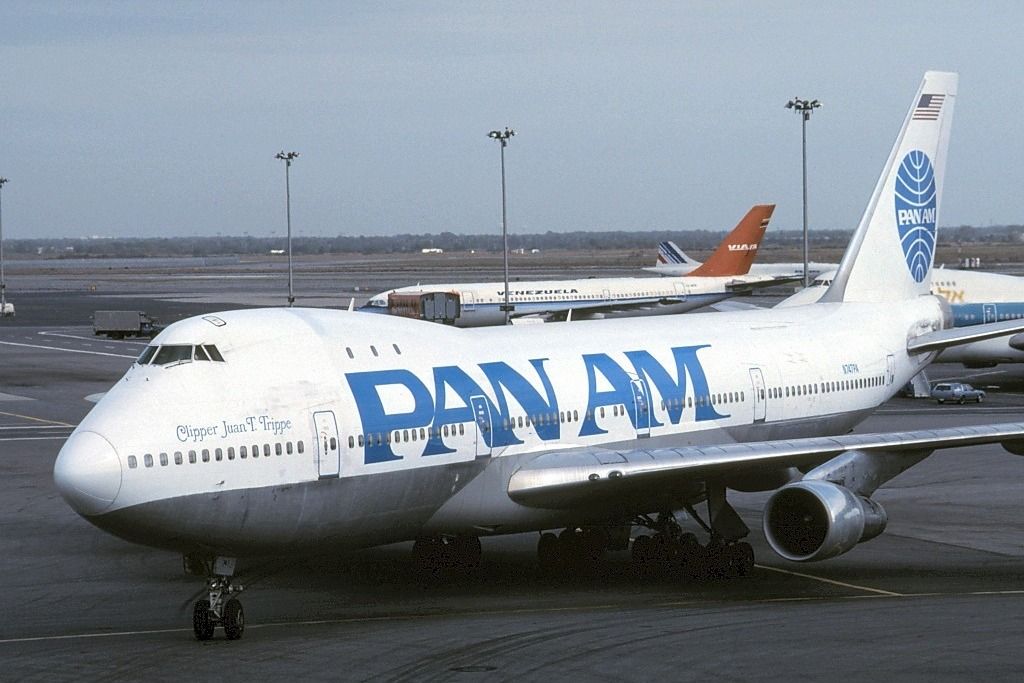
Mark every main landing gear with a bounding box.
[535,484,756,582]
[184,554,245,641]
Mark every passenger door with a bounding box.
[630,379,652,438]
[313,411,340,478]
[471,395,493,458]
[749,368,767,423]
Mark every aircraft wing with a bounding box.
[908,319,1024,354]
[506,422,1024,509]
[724,275,801,292]
[511,296,690,322]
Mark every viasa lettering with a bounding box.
[346,345,725,464]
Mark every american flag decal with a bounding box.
[912,94,945,120]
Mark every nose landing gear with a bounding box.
[185,554,245,641]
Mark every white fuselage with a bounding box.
[362,273,781,326]
[56,296,943,556]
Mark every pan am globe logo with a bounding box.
[894,149,937,283]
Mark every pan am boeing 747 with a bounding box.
[54,72,1024,642]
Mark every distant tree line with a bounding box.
[6,225,1023,258]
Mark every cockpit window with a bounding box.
[152,345,193,365]
[137,346,158,365]
[137,344,226,366]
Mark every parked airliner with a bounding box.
[645,239,837,279]
[54,73,1024,643]
[361,205,787,326]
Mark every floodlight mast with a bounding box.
[488,128,515,325]
[785,97,822,287]
[275,151,300,307]
[0,177,8,316]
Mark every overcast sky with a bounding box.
[1,1,1021,239]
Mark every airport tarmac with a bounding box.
[1,266,1023,680]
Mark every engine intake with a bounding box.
[763,480,886,562]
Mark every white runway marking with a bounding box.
[2,590,1023,645]
[0,410,75,427]
[0,392,35,402]
[0,436,72,442]
[755,565,902,596]
[0,340,136,359]
[38,331,146,345]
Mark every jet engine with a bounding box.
[762,480,886,562]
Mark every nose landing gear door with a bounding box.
[313,410,340,479]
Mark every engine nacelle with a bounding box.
[763,480,887,562]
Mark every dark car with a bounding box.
[930,382,986,404]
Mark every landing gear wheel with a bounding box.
[978,395,984,403]
[734,541,755,575]
[192,600,214,641]
[631,534,654,578]
[537,532,560,575]
[958,396,966,404]
[223,598,245,640]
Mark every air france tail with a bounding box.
[822,71,957,303]
[656,241,694,267]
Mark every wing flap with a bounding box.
[507,422,1024,509]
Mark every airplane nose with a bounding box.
[54,431,123,516]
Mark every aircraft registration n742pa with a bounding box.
[54,71,1024,641]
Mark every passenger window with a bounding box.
[443,424,449,437]
[346,347,354,359]
[276,443,283,456]
[240,446,247,458]
[357,435,364,447]
[403,429,409,442]
[393,344,401,355]
[215,448,223,461]
[263,444,271,457]
[227,447,235,460]
[573,410,579,421]
[174,451,183,465]
[288,441,294,454]
[459,424,464,435]
[189,450,197,464]
[253,444,260,458]
[128,455,137,469]
[202,449,210,463]
[600,407,605,418]
[419,428,426,440]
[371,345,379,357]
[144,453,153,468]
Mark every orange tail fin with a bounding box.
[688,204,776,277]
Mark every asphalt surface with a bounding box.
[1,259,1023,681]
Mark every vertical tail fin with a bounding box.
[688,204,776,277]
[655,241,696,267]
[821,71,957,303]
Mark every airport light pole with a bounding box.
[0,177,8,317]
[488,128,515,325]
[275,151,300,307]
[785,97,821,288]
